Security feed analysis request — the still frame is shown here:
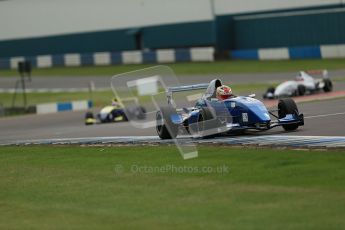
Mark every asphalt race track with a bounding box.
[1,70,344,145]
[0,97,344,144]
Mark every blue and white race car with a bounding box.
[156,79,304,139]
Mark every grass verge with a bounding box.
[0,83,269,107]
[0,59,345,77]
[0,91,113,108]
[0,146,345,229]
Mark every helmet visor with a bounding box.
[218,94,231,100]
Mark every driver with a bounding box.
[295,72,304,81]
[216,85,233,100]
[111,98,121,107]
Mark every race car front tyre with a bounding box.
[323,79,333,92]
[267,87,275,94]
[278,98,299,131]
[156,106,179,139]
[297,85,306,96]
[85,112,95,125]
[263,87,275,99]
[85,111,94,119]
[196,107,222,138]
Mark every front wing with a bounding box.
[177,113,304,134]
[229,113,303,131]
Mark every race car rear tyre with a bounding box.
[297,85,306,96]
[136,106,146,120]
[323,79,333,92]
[156,106,179,139]
[278,98,299,131]
[122,111,129,121]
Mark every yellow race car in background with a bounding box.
[85,98,146,125]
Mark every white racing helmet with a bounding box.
[216,85,232,100]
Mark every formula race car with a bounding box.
[156,79,304,139]
[263,70,333,99]
[85,98,146,125]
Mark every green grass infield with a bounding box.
[0,83,269,108]
[0,59,345,77]
[1,145,345,229]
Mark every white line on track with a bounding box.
[2,135,345,148]
[304,112,345,119]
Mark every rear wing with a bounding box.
[167,83,209,93]
[166,83,209,105]
[304,69,328,78]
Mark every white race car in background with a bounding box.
[263,70,333,99]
